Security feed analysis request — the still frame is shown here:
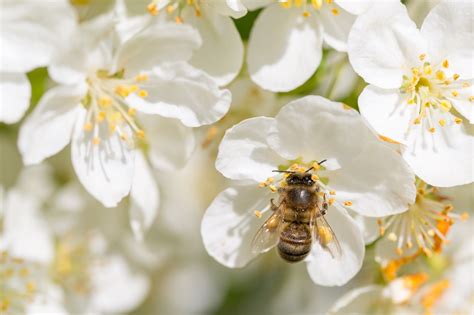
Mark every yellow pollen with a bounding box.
[407,98,415,105]
[98,96,112,107]
[115,85,130,97]
[439,100,452,112]
[328,198,335,205]
[136,130,145,139]
[311,174,319,181]
[451,90,459,97]
[311,162,321,170]
[258,182,266,188]
[266,177,274,183]
[0,299,10,312]
[421,280,450,312]
[418,54,426,61]
[138,90,148,98]
[454,117,462,124]
[269,185,277,193]
[195,8,201,17]
[311,0,322,9]
[135,74,148,82]
[281,0,292,8]
[331,8,339,15]
[428,127,436,133]
[435,70,445,81]
[175,16,183,24]
[453,73,460,80]
[92,137,101,145]
[254,210,262,218]
[302,11,311,17]
[469,96,474,102]
[413,118,421,125]
[343,201,352,207]
[127,107,136,117]
[129,85,139,93]
[438,119,446,127]
[290,163,299,170]
[83,122,93,132]
[403,273,429,292]
[318,226,333,245]
[463,82,471,88]
[318,191,325,197]
[461,212,469,221]
[147,2,158,15]
[329,190,336,195]
[96,111,106,122]
[26,282,36,293]
[166,5,174,13]
[120,133,128,141]
[442,59,449,68]
[388,232,397,241]
[423,64,432,75]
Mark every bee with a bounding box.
[252,163,342,262]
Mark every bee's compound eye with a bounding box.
[303,175,314,186]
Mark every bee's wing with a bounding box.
[311,208,342,259]
[251,206,284,255]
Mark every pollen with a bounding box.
[138,90,148,98]
[442,59,449,68]
[469,96,474,102]
[98,96,112,107]
[311,0,322,9]
[254,210,263,218]
[127,107,136,117]
[438,119,446,127]
[269,185,278,193]
[129,85,139,93]
[331,8,339,15]
[328,198,335,205]
[329,190,336,195]
[311,174,319,181]
[92,137,101,145]
[435,70,445,81]
[96,111,106,122]
[311,162,321,170]
[421,280,450,313]
[454,117,462,124]
[136,129,145,139]
[428,127,436,133]
[343,201,353,207]
[83,122,93,131]
[423,64,432,75]
[115,85,130,97]
[317,226,333,244]
[147,2,158,15]
[175,16,183,24]
[439,100,452,112]
[451,90,459,97]
[418,54,426,61]
[135,74,149,82]
[453,73,460,80]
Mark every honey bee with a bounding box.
[252,163,342,263]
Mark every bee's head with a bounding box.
[286,173,314,186]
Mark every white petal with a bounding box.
[71,112,135,207]
[116,22,201,77]
[204,0,247,18]
[350,212,379,244]
[329,285,384,314]
[18,84,86,165]
[139,114,196,171]
[0,1,76,72]
[90,255,150,313]
[401,116,474,187]
[126,62,231,127]
[216,117,286,182]
[359,85,413,144]
[421,0,474,79]
[335,0,375,15]
[184,11,244,86]
[268,96,372,162]
[319,4,356,52]
[201,184,272,268]
[247,5,323,92]
[1,189,54,264]
[347,1,425,88]
[306,205,365,286]
[130,152,160,241]
[240,0,272,11]
[0,72,31,124]
[445,80,474,123]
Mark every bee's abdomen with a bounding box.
[277,223,312,263]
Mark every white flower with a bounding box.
[348,0,474,187]
[147,0,246,86]
[18,14,231,218]
[201,96,416,286]
[245,0,373,92]
[0,0,76,124]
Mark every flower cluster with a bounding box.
[0,0,472,314]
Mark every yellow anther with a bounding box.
[318,226,333,245]
[329,190,336,195]
[166,5,174,13]
[311,174,319,181]
[451,90,459,97]
[98,96,112,107]
[435,70,445,81]
[290,163,299,170]
[343,201,352,207]
[120,133,128,141]
[175,16,183,24]
[413,118,421,125]
[439,100,452,111]
[26,282,36,293]
[266,177,274,183]
[129,85,139,93]
[421,280,450,312]
[453,73,460,80]
[461,212,469,221]
[469,96,474,102]
[311,162,321,170]
[396,247,403,256]
[407,98,415,105]
[454,117,463,124]
[388,232,397,241]
[0,299,10,311]
[92,137,101,145]
[138,89,148,98]
[302,11,311,17]
[281,0,292,8]
[147,2,158,15]
[312,0,322,9]
[254,210,263,218]
[135,74,149,82]
[127,107,136,117]
[328,198,335,205]
[83,122,93,131]
[136,129,145,139]
[463,82,471,88]
[19,268,29,277]
[269,185,278,193]
[96,111,106,122]
[115,85,130,97]
[442,59,449,68]
[379,135,401,144]
[318,191,325,197]
[258,182,266,188]
[412,68,420,76]
[423,64,432,75]
[438,119,446,127]
[418,54,426,61]
[428,127,436,133]
[331,8,339,15]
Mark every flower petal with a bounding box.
[247,4,323,92]
[130,152,160,242]
[0,72,31,124]
[421,0,474,79]
[71,111,135,207]
[401,115,474,187]
[348,1,425,88]
[184,11,244,86]
[445,80,474,124]
[350,212,379,244]
[319,4,356,52]
[139,114,196,172]
[0,1,76,72]
[216,117,286,182]
[126,62,231,127]
[306,205,365,286]
[329,285,384,314]
[334,0,374,15]
[204,0,247,19]
[358,85,413,144]
[240,0,272,11]
[116,22,201,77]
[201,184,272,268]
[18,84,86,165]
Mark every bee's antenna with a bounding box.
[305,167,314,173]
[305,159,327,173]
[272,170,295,174]
[318,159,327,165]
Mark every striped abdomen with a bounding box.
[277,222,312,263]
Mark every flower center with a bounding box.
[0,251,38,313]
[81,70,149,148]
[400,55,473,133]
[377,180,468,257]
[147,0,204,22]
[280,0,341,17]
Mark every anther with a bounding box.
[438,119,446,127]
[83,122,93,131]
[254,210,263,218]
[147,2,158,15]
[138,90,148,98]
[418,54,426,61]
[454,117,462,124]
[343,201,353,206]
[428,127,436,133]
[451,90,459,97]
[442,59,449,68]
[136,130,145,139]
[331,8,339,15]
[269,185,277,193]
[453,74,460,80]
[92,137,101,145]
